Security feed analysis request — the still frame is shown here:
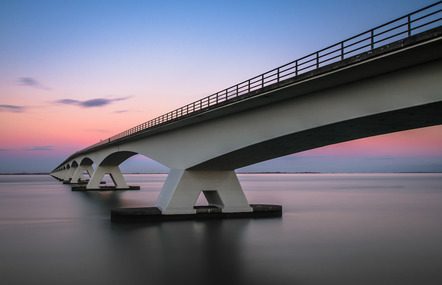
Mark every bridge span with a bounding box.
[51,3,442,216]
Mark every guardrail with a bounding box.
[83,1,441,153]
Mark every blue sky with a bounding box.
[0,0,441,173]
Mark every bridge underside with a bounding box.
[191,101,442,170]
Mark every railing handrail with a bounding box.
[65,2,442,163]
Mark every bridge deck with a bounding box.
[63,27,442,163]
[53,2,442,172]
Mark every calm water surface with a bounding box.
[0,173,441,285]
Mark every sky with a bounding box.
[0,0,441,173]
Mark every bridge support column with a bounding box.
[63,166,77,183]
[87,165,128,189]
[50,171,64,181]
[58,169,67,180]
[57,171,65,180]
[155,169,252,215]
[71,165,94,183]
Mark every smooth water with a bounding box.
[0,173,441,285]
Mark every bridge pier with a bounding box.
[70,164,94,184]
[50,170,64,181]
[87,165,128,189]
[58,169,67,181]
[62,166,77,183]
[155,169,253,215]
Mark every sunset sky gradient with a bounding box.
[1,0,441,173]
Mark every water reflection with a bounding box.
[108,218,255,284]
[76,191,124,210]
[71,178,260,284]
[1,174,442,284]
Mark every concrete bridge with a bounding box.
[51,3,442,216]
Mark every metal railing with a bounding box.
[83,1,441,153]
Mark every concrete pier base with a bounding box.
[111,204,282,223]
[69,180,105,185]
[71,185,140,191]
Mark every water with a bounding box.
[0,173,441,285]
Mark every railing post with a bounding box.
[277,68,280,82]
[295,61,298,76]
[262,74,264,88]
[236,85,239,97]
[248,80,250,93]
[316,52,319,68]
[407,15,411,36]
[341,42,344,60]
[370,29,374,50]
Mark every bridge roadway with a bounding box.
[51,18,442,215]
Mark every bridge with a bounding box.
[51,3,442,217]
